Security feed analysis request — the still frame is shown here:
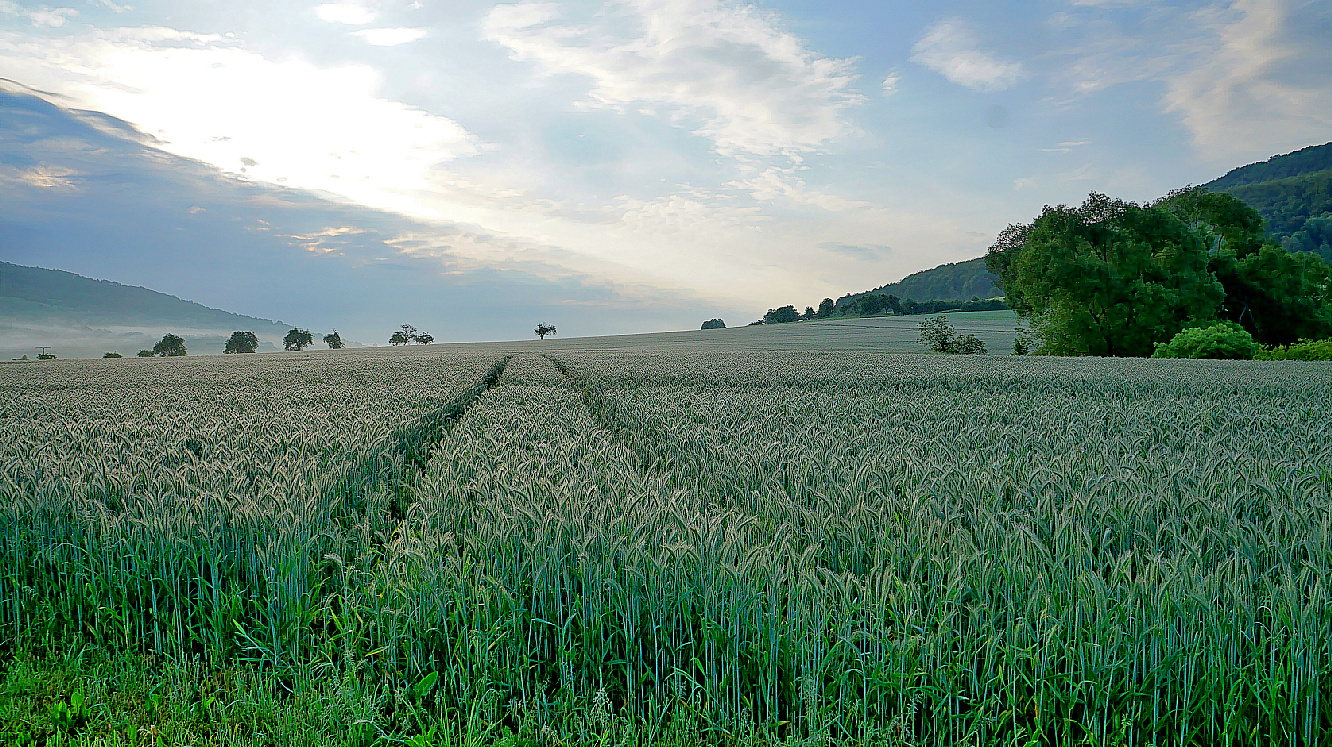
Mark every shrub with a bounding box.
[103,352,122,358]
[1152,321,1258,360]
[1254,338,1332,361]
[918,316,987,355]
[701,319,726,330]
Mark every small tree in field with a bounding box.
[153,334,187,357]
[535,323,557,340]
[918,316,987,355]
[284,328,313,351]
[324,331,344,349]
[225,331,259,354]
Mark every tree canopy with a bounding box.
[534,323,557,340]
[283,328,314,351]
[323,331,344,349]
[988,189,1332,355]
[152,333,187,357]
[224,331,259,354]
[700,319,726,330]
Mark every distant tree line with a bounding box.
[743,294,1005,327]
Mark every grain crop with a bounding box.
[1,348,1330,745]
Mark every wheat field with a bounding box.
[1,345,1330,745]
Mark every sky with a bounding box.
[1,0,1331,343]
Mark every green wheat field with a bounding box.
[2,321,1331,745]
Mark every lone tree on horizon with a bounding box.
[324,330,344,349]
[152,333,187,357]
[535,323,557,340]
[284,328,314,351]
[224,331,259,354]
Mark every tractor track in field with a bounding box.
[328,354,512,525]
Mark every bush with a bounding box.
[918,316,987,355]
[137,350,154,357]
[1152,321,1258,360]
[701,319,726,330]
[103,352,122,358]
[1254,338,1332,361]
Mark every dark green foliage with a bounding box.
[1204,142,1332,190]
[817,298,835,318]
[917,316,987,354]
[1159,187,1332,346]
[283,328,314,351]
[224,330,259,354]
[324,330,344,349]
[151,333,187,357]
[1152,321,1258,360]
[136,350,153,357]
[102,352,121,358]
[763,305,800,324]
[534,323,556,340]
[414,333,433,344]
[700,318,726,330]
[987,193,1225,356]
[1201,141,1332,255]
[1012,328,1033,355]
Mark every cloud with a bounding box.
[1159,0,1332,158]
[0,26,481,221]
[881,70,902,96]
[352,27,427,46]
[316,2,376,25]
[910,17,1025,92]
[1051,0,1332,160]
[0,163,79,189]
[0,1,77,27]
[483,0,863,160]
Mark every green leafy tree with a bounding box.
[987,193,1224,357]
[817,298,835,318]
[414,333,434,344]
[764,305,800,324]
[152,334,187,357]
[1159,187,1332,346]
[534,323,557,340]
[391,324,431,345]
[701,318,726,330]
[103,352,122,358]
[1152,321,1259,360]
[137,350,154,358]
[323,330,344,349]
[224,331,259,354]
[283,328,313,351]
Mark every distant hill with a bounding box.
[1202,141,1332,262]
[0,261,293,359]
[837,256,1001,308]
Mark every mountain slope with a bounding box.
[1202,142,1332,261]
[1,261,293,358]
[837,256,1001,307]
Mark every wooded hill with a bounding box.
[832,141,1332,311]
[0,261,291,359]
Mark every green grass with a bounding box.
[2,343,1330,745]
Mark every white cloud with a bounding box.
[316,2,376,25]
[881,70,901,95]
[0,1,77,27]
[1159,0,1332,158]
[483,0,863,160]
[1052,0,1332,160]
[910,17,1024,92]
[0,26,480,221]
[352,27,427,46]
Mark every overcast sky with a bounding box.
[2,0,1331,341]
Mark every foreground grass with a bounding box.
[1,648,935,747]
